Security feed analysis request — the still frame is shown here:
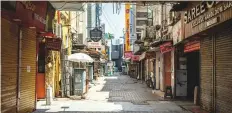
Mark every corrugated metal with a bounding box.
[200,36,213,112]
[19,27,36,113]
[1,18,18,113]
[215,26,232,112]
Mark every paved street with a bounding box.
[34,73,192,113]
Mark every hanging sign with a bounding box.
[184,40,200,53]
[160,42,173,54]
[125,3,130,51]
[90,27,102,42]
[46,38,62,51]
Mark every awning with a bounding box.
[170,2,188,12]
[50,2,85,11]
[41,32,62,51]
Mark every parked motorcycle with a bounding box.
[146,76,154,88]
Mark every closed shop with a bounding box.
[19,27,37,113]
[176,1,232,112]
[200,37,213,111]
[215,25,232,113]
[1,18,19,113]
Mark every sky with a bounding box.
[101,3,125,39]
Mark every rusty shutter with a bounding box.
[1,18,18,113]
[200,36,213,112]
[215,25,232,112]
[18,27,36,113]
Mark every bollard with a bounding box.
[194,86,199,105]
[46,85,53,105]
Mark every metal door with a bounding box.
[73,69,83,96]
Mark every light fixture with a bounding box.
[29,26,36,29]
[13,19,21,22]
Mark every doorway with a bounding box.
[164,52,171,87]
[37,42,46,99]
[186,51,200,100]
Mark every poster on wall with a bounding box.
[176,70,187,96]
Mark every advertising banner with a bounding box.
[125,3,130,51]
[184,40,200,53]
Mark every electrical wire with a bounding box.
[102,7,120,33]
[102,11,118,34]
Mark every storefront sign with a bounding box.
[184,40,200,53]
[125,3,130,51]
[88,42,101,48]
[46,38,62,51]
[132,55,140,61]
[16,1,47,31]
[125,51,132,58]
[160,42,173,54]
[172,20,182,45]
[20,1,36,11]
[183,1,232,38]
[34,13,46,24]
[90,27,102,42]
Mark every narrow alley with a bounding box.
[34,73,192,113]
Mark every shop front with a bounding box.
[1,1,49,113]
[181,1,232,112]
[160,42,173,92]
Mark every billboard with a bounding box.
[125,3,130,51]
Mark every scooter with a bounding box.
[146,76,154,88]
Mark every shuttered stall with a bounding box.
[200,36,213,112]
[1,18,18,113]
[19,27,36,113]
[215,25,232,112]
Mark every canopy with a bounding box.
[68,53,94,63]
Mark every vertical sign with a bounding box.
[125,3,130,51]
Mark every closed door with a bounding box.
[73,69,83,95]
[164,52,171,87]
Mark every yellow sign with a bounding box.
[125,3,130,51]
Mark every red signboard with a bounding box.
[46,38,62,51]
[15,1,47,31]
[132,55,140,61]
[184,41,200,53]
[160,42,173,54]
[125,51,132,58]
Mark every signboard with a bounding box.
[46,38,62,51]
[125,3,130,51]
[131,55,140,61]
[125,51,132,58]
[160,42,173,54]
[88,42,101,48]
[183,1,232,38]
[172,20,182,45]
[90,27,102,42]
[184,40,200,53]
[15,1,47,31]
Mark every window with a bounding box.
[98,48,101,51]
[136,12,148,18]
[38,43,45,73]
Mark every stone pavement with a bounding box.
[33,73,192,113]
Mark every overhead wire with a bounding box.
[102,5,121,34]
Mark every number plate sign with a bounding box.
[90,27,102,42]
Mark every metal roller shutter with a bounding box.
[215,26,232,112]
[1,18,18,113]
[200,36,213,112]
[19,27,36,113]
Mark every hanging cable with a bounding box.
[56,2,67,10]
[102,8,120,33]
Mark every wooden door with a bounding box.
[37,43,45,99]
